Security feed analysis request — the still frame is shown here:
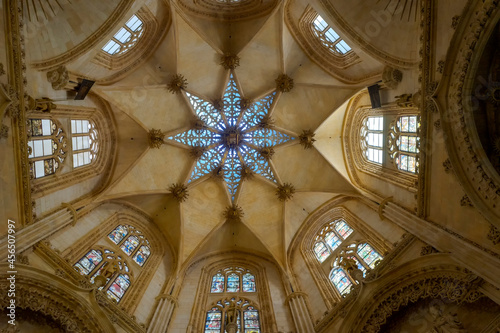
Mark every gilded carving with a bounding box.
[0,63,5,76]
[434,119,441,131]
[189,146,206,159]
[443,159,453,173]
[224,204,244,222]
[220,54,240,70]
[276,183,295,201]
[299,129,316,149]
[452,15,461,29]
[213,99,224,112]
[46,66,70,90]
[257,114,274,129]
[460,195,473,207]
[167,74,188,94]
[275,74,294,93]
[438,60,445,73]
[240,163,254,180]
[239,98,252,111]
[420,245,439,256]
[169,183,189,202]
[211,165,225,180]
[258,146,275,159]
[148,128,165,149]
[0,124,8,139]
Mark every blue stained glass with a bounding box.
[244,128,294,147]
[329,268,352,295]
[334,220,353,239]
[223,75,242,127]
[189,146,224,183]
[223,150,242,200]
[108,225,128,244]
[240,146,276,182]
[357,243,382,269]
[132,245,150,266]
[211,273,224,293]
[227,273,240,292]
[243,273,256,292]
[168,129,218,147]
[186,92,223,128]
[205,309,222,332]
[240,92,276,130]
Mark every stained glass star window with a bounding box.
[168,73,294,201]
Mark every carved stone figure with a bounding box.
[426,304,468,333]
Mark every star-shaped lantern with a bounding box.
[167,73,295,201]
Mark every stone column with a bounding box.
[147,295,177,333]
[382,202,500,289]
[285,292,315,333]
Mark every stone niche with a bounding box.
[378,297,500,332]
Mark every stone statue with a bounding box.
[426,304,468,333]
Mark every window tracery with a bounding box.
[107,225,151,266]
[360,116,384,164]
[71,119,98,168]
[388,115,420,174]
[74,248,133,303]
[210,267,256,293]
[204,297,261,333]
[313,219,354,263]
[312,14,352,55]
[102,15,144,56]
[27,118,67,179]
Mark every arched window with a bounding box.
[360,116,384,164]
[74,248,132,303]
[27,118,67,178]
[102,15,143,55]
[203,298,261,333]
[107,225,151,266]
[312,14,352,55]
[329,242,383,296]
[313,219,354,263]
[210,267,256,293]
[71,119,98,168]
[388,115,420,174]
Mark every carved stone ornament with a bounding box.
[394,93,414,107]
[382,66,403,89]
[443,158,453,173]
[487,224,500,245]
[434,119,441,131]
[0,124,8,139]
[257,114,274,129]
[299,129,316,149]
[0,63,5,76]
[1,84,20,119]
[438,60,445,73]
[224,204,244,222]
[240,163,254,180]
[189,145,206,159]
[220,54,240,70]
[193,117,208,131]
[46,66,70,90]
[17,254,29,265]
[276,182,295,201]
[452,15,461,29]
[211,165,225,180]
[239,98,252,111]
[213,98,224,112]
[148,128,165,149]
[460,194,473,207]
[493,137,500,156]
[167,74,188,94]
[275,74,294,92]
[258,146,275,160]
[420,245,439,256]
[169,183,189,202]
[27,96,57,113]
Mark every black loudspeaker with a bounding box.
[74,79,95,100]
[368,84,381,109]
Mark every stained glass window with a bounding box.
[120,235,139,256]
[167,73,294,201]
[361,116,384,164]
[71,119,98,168]
[242,273,256,292]
[314,241,331,262]
[106,274,131,302]
[108,225,128,244]
[102,15,144,55]
[329,268,352,295]
[395,115,420,174]
[357,243,383,269]
[27,118,66,178]
[74,250,103,275]
[205,308,222,333]
[334,220,354,239]
[244,307,260,333]
[132,245,150,266]
[312,15,352,54]
[227,273,240,292]
[324,232,341,251]
[211,273,225,293]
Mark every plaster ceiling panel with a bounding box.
[284,192,336,250]
[272,84,355,134]
[238,180,284,266]
[97,87,192,133]
[236,7,282,98]
[282,21,309,75]
[176,12,227,99]
[291,59,354,86]
[100,145,192,199]
[273,144,356,194]
[180,179,229,263]
[315,98,351,181]
[190,218,273,263]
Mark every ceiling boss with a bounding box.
[167,71,295,202]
